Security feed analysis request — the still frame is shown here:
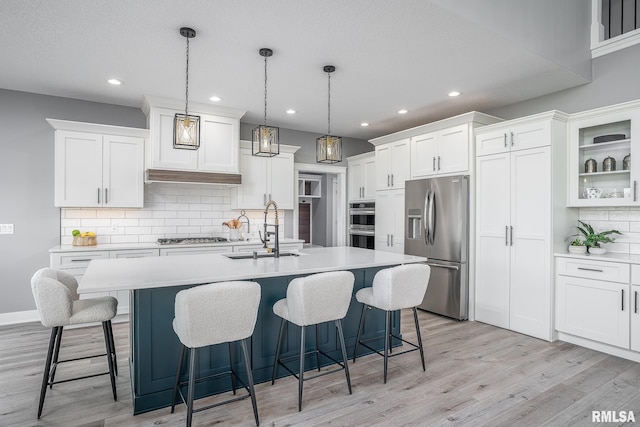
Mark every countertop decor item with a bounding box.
[584,158,597,173]
[72,230,97,246]
[316,65,342,164]
[588,246,607,255]
[252,48,279,157]
[603,156,616,172]
[593,134,626,143]
[173,27,200,150]
[584,187,602,198]
[574,219,621,251]
[567,238,587,254]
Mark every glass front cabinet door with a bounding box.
[568,101,640,207]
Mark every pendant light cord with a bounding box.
[263,54,268,127]
[327,72,331,135]
[185,35,190,116]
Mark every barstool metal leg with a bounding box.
[335,320,352,394]
[102,321,117,401]
[240,339,260,426]
[413,307,426,371]
[37,327,58,419]
[107,320,118,376]
[186,347,197,427]
[315,324,321,372]
[49,326,63,389]
[298,325,305,412]
[388,311,393,355]
[353,304,367,362]
[383,310,390,384]
[271,318,286,385]
[229,341,237,395]
[171,344,186,414]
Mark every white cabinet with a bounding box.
[375,189,404,254]
[556,257,631,348]
[411,124,470,178]
[231,142,300,210]
[347,152,376,201]
[475,120,551,157]
[375,138,410,190]
[567,101,640,207]
[48,120,146,208]
[475,113,570,341]
[142,96,245,174]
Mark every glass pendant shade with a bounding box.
[173,113,200,150]
[316,134,342,163]
[253,124,279,157]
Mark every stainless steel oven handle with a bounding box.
[427,262,460,271]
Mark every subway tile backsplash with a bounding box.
[60,183,283,245]
[579,207,640,254]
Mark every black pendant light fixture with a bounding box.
[316,65,342,163]
[252,48,279,157]
[173,27,200,150]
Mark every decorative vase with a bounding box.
[229,228,240,242]
[568,245,587,254]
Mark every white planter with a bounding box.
[588,246,607,255]
[568,245,587,254]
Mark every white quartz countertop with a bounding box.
[50,239,304,253]
[555,251,640,265]
[79,247,427,294]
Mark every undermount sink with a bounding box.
[223,251,301,260]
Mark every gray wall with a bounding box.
[486,43,640,119]
[0,89,147,314]
[240,123,373,165]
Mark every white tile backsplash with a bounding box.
[60,183,285,245]
[579,207,640,254]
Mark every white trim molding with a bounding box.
[0,310,40,326]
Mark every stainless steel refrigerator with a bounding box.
[405,175,469,320]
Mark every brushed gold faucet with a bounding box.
[260,199,280,257]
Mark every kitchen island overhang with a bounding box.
[80,247,427,414]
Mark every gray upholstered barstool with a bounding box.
[271,271,354,412]
[30,267,118,419]
[170,281,261,427]
[353,263,431,383]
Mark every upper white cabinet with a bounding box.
[567,100,640,207]
[374,138,410,190]
[475,112,573,341]
[142,96,245,174]
[347,152,375,201]
[48,119,147,208]
[410,124,470,178]
[231,141,300,210]
[476,120,552,157]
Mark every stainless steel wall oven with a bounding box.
[349,202,375,249]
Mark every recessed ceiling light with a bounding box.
[398,109,408,114]
[448,91,461,97]
[360,122,369,127]
[209,96,222,102]
[286,109,296,114]
[107,78,122,85]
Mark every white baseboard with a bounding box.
[0,310,40,326]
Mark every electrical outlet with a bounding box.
[111,224,119,232]
[0,224,14,234]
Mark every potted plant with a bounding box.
[567,238,587,254]
[575,220,621,254]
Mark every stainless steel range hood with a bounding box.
[146,169,242,185]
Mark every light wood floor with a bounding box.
[1,310,639,426]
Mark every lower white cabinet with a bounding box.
[375,189,404,253]
[556,256,640,360]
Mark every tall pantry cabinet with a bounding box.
[475,111,575,341]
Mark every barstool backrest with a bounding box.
[285,271,355,326]
[31,268,79,328]
[372,264,431,311]
[174,281,261,348]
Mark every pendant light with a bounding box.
[316,65,342,163]
[252,48,279,157]
[173,27,200,150]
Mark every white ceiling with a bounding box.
[0,0,591,140]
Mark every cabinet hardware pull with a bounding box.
[387,174,390,187]
[263,194,266,205]
[622,289,625,311]
[387,234,390,246]
[503,133,507,148]
[391,174,394,186]
[97,188,100,204]
[105,188,108,204]
[438,156,441,170]
[635,290,638,314]
[71,259,92,262]
[510,132,514,146]
[391,234,394,246]
[433,157,436,171]
[269,193,272,201]
[577,267,604,272]
[505,226,508,246]
[635,181,638,202]
[510,226,514,246]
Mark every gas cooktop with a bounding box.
[157,237,229,245]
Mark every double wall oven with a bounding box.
[349,202,375,249]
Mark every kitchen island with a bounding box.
[80,246,427,414]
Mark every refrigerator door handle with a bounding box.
[427,262,460,271]
[423,189,430,245]
[428,190,435,245]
